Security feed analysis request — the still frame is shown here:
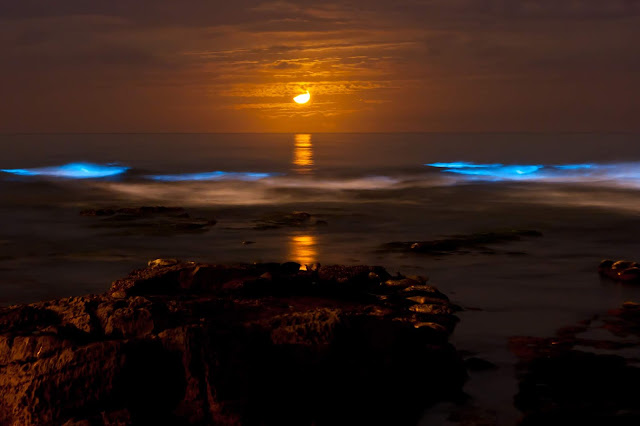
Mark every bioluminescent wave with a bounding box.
[553,164,595,170]
[424,162,617,181]
[148,171,274,182]
[426,162,503,169]
[426,162,548,180]
[424,161,640,188]
[0,163,129,179]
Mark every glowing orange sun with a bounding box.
[293,91,310,104]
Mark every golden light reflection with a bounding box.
[289,234,317,269]
[293,133,314,174]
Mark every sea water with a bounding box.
[2,132,640,424]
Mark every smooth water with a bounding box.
[2,132,640,424]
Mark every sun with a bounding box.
[293,91,310,104]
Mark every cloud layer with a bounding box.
[1,0,639,132]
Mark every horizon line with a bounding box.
[1,131,639,136]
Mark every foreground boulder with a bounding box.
[0,262,465,425]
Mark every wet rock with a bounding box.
[384,229,543,255]
[598,259,614,273]
[598,258,640,282]
[409,304,454,315]
[252,211,327,230]
[618,267,640,281]
[384,278,420,288]
[406,295,449,305]
[0,262,465,425]
[259,272,273,281]
[403,285,449,300]
[81,206,188,217]
[414,322,448,333]
[148,258,179,268]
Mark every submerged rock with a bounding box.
[80,206,188,217]
[80,206,217,235]
[384,229,543,255]
[0,262,465,425]
[252,211,327,230]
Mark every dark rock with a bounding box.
[80,206,187,217]
[252,211,327,230]
[384,278,421,288]
[0,262,465,425]
[147,258,179,268]
[384,229,543,255]
[280,261,302,274]
[599,258,640,282]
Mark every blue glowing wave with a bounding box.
[0,163,129,179]
[148,171,274,182]
[425,162,605,181]
[553,164,594,170]
[426,162,503,169]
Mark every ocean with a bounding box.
[2,132,640,424]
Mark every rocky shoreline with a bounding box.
[0,261,466,425]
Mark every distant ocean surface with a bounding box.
[2,132,640,424]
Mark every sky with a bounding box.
[1,0,639,133]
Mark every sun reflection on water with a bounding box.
[293,134,314,174]
[288,234,317,269]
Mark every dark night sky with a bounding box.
[1,0,639,133]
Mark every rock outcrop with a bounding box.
[0,262,465,425]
